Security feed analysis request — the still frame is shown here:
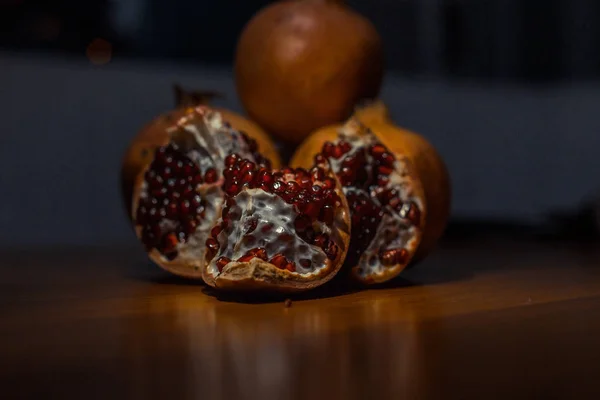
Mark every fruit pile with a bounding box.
[121,0,451,293]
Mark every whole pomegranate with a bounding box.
[234,0,383,144]
[291,104,451,283]
[131,106,350,291]
[120,85,281,218]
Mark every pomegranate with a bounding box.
[291,109,451,283]
[202,155,351,292]
[121,85,281,218]
[234,0,383,144]
[131,106,274,278]
[353,101,451,263]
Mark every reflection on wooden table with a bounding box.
[1,239,600,399]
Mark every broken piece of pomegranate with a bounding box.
[292,118,436,284]
[131,106,272,278]
[202,156,351,292]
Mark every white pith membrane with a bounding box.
[325,120,423,279]
[205,168,349,280]
[134,107,258,269]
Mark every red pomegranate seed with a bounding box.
[270,254,288,269]
[162,233,179,253]
[178,178,188,189]
[237,254,255,262]
[190,194,202,208]
[166,202,178,219]
[225,154,238,167]
[258,169,272,183]
[322,142,335,157]
[148,207,159,221]
[240,160,256,175]
[216,256,231,272]
[380,248,408,266]
[250,247,268,261]
[397,248,409,264]
[223,167,235,180]
[332,145,343,159]
[189,174,201,187]
[339,140,352,154]
[378,166,394,176]
[241,170,255,185]
[183,161,195,176]
[342,154,357,169]
[322,177,336,189]
[303,202,321,219]
[285,262,296,272]
[380,152,395,167]
[320,204,334,224]
[183,218,197,234]
[180,200,190,214]
[294,214,312,232]
[299,259,312,269]
[261,224,273,233]
[286,181,300,194]
[314,153,326,164]
[174,160,184,173]
[204,168,218,183]
[225,183,239,196]
[244,217,258,234]
[404,202,421,226]
[299,177,312,189]
[369,144,386,157]
[211,224,222,238]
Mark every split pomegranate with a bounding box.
[121,85,281,220]
[131,106,273,278]
[202,156,351,292]
[292,112,450,284]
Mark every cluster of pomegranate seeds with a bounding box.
[320,138,422,267]
[135,144,207,259]
[207,154,341,273]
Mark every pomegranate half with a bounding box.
[202,155,351,292]
[131,106,274,279]
[291,107,450,284]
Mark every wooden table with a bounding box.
[1,238,600,399]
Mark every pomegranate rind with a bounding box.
[291,118,429,284]
[202,169,351,292]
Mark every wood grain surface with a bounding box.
[1,238,600,399]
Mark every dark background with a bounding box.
[1,0,599,245]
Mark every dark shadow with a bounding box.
[200,277,365,305]
[122,259,205,286]
[125,250,473,303]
